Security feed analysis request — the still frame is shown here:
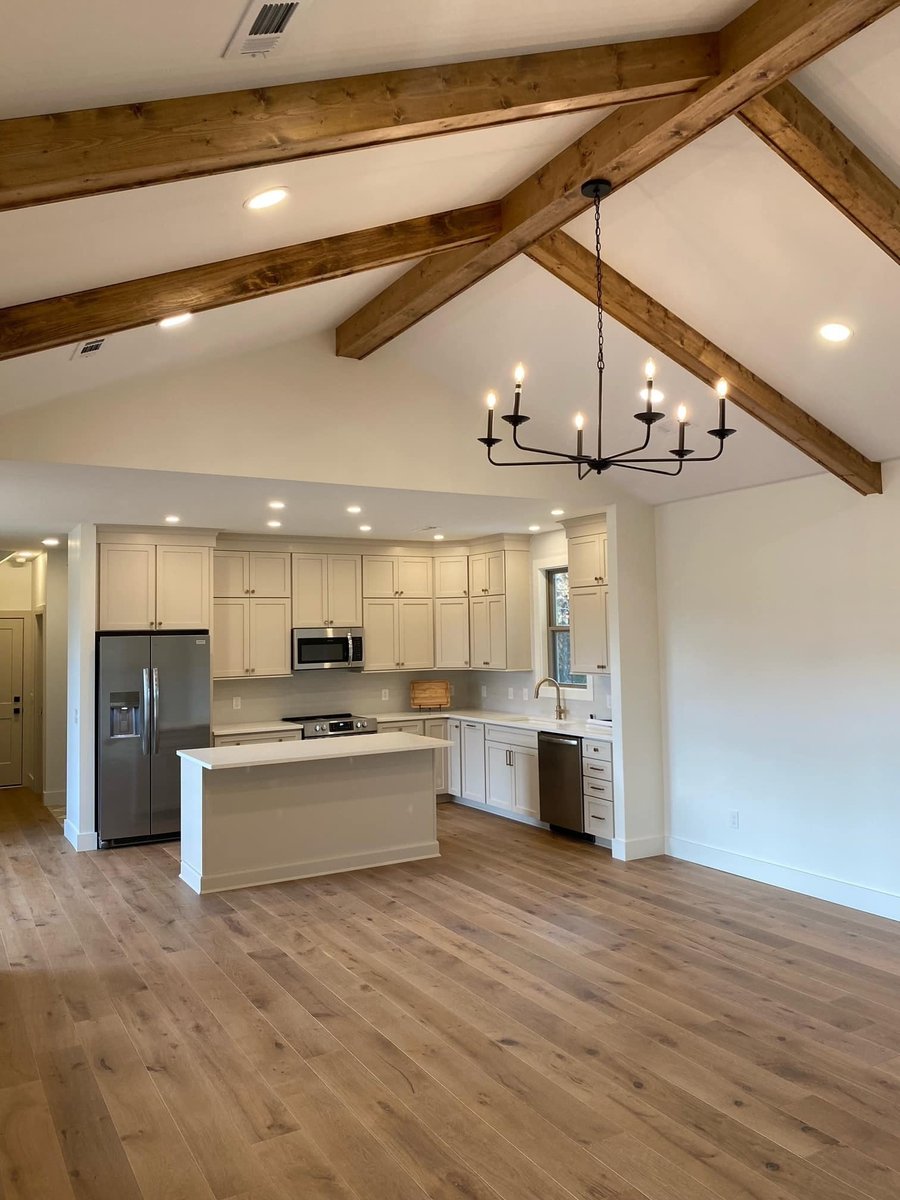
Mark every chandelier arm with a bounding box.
[611,437,727,467]
[486,447,585,468]
[604,424,654,461]
[613,459,686,478]
[511,425,592,463]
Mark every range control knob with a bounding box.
[356,720,365,729]
[315,723,326,733]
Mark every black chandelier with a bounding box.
[478,179,736,478]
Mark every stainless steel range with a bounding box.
[284,712,378,739]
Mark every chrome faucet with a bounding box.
[534,676,565,721]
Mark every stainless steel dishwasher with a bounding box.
[538,731,584,833]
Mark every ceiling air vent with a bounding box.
[70,337,106,360]
[223,1,302,58]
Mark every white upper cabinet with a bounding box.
[291,554,328,626]
[99,544,157,631]
[434,597,469,669]
[434,555,469,597]
[292,554,361,627]
[570,584,610,674]
[568,532,607,588]
[364,555,433,598]
[100,542,210,631]
[362,598,399,670]
[213,550,250,598]
[248,597,292,676]
[469,551,505,596]
[398,599,434,669]
[212,598,250,678]
[470,595,507,670]
[328,556,362,626]
[156,545,210,630]
[249,552,291,598]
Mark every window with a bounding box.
[547,568,587,688]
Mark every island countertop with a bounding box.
[179,731,450,771]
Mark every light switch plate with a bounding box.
[232,696,241,710]
[522,688,529,702]
[481,684,487,699]
[507,687,514,700]
[381,688,389,701]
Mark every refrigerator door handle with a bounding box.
[152,666,161,756]
[140,668,151,757]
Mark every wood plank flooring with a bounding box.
[0,787,898,1200]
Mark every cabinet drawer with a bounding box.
[380,720,425,735]
[585,798,614,838]
[583,777,613,803]
[582,738,612,762]
[582,758,612,783]
[485,724,538,749]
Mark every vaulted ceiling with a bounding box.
[0,0,898,532]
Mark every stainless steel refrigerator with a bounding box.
[96,633,210,844]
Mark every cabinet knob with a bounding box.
[251,589,256,594]
[157,622,162,627]
[598,664,606,670]
[483,660,489,665]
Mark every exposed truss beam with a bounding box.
[527,230,882,495]
[0,204,500,360]
[739,82,900,266]
[0,35,718,211]
[336,0,900,360]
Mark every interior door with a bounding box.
[150,634,210,837]
[0,618,24,787]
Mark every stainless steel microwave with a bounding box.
[291,627,364,672]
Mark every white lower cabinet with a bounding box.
[485,727,539,817]
[461,721,486,803]
[378,720,425,734]
[425,718,448,793]
[486,743,515,810]
[213,597,291,678]
[214,731,301,747]
[447,719,461,796]
[513,747,540,818]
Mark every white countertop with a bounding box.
[212,711,614,742]
[211,719,300,737]
[180,731,450,771]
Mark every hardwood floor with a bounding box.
[0,787,898,1200]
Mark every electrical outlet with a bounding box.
[507,687,514,700]
[232,696,241,711]
[605,692,612,711]
[481,684,488,699]
[381,688,389,701]
[522,687,529,702]
[729,810,740,830]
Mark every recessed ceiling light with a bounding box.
[528,525,541,533]
[159,313,193,329]
[268,500,285,510]
[15,550,36,559]
[41,537,60,547]
[359,525,372,532]
[640,386,665,403]
[433,534,445,541]
[244,187,290,211]
[346,505,362,514]
[164,515,181,523]
[550,508,564,517]
[819,322,852,343]
[266,520,282,528]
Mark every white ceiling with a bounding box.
[0,460,590,548]
[0,0,746,117]
[0,1,897,515]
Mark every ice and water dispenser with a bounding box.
[109,692,141,738]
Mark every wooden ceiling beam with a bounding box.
[739,82,900,266]
[0,34,718,211]
[0,203,500,360]
[336,0,900,360]
[527,230,882,495]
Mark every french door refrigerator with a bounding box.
[97,633,210,844]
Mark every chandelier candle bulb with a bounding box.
[716,378,728,431]
[676,404,687,455]
[486,391,497,439]
[575,412,585,457]
[513,364,525,416]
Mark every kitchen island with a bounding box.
[177,731,448,894]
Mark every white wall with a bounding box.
[65,524,97,849]
[43,550,68,804]
[0,558,33,609]
[656,461,900,920]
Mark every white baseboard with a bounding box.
[612,834,667,861]
[42,789,65,808]
[452,796,546,828]
[180,840,441,895]
[64,820,98,852]
[667,836,900,922]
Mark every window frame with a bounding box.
[546,566,587,690]
[531,556,593,702]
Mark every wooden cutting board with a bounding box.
[410,680,451,710]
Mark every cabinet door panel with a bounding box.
[99,543,157,630]
[461,721,486,803]
[214,551,250,597]
[570,585,609,674]
[250,552,291,598]
[486,552,506,596]
[249,598,291,676]
[328,555,362,626]
[569,533,607,588]
[486,743,515,810]
[398,556,433,598]
[425,718,448,793]
[292,555,328,627]
[363,599,399,671]
[487,596,507,669]
[213,599,249,678]
[434,598,469,669]
[513,747,540,818]
[434,556,468,597]
[362,556,398,598]
[470,597,490,668]
[398,599,434,669]
[156,545,210,630]
[447,720,462,796]
[468,554,487,597]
